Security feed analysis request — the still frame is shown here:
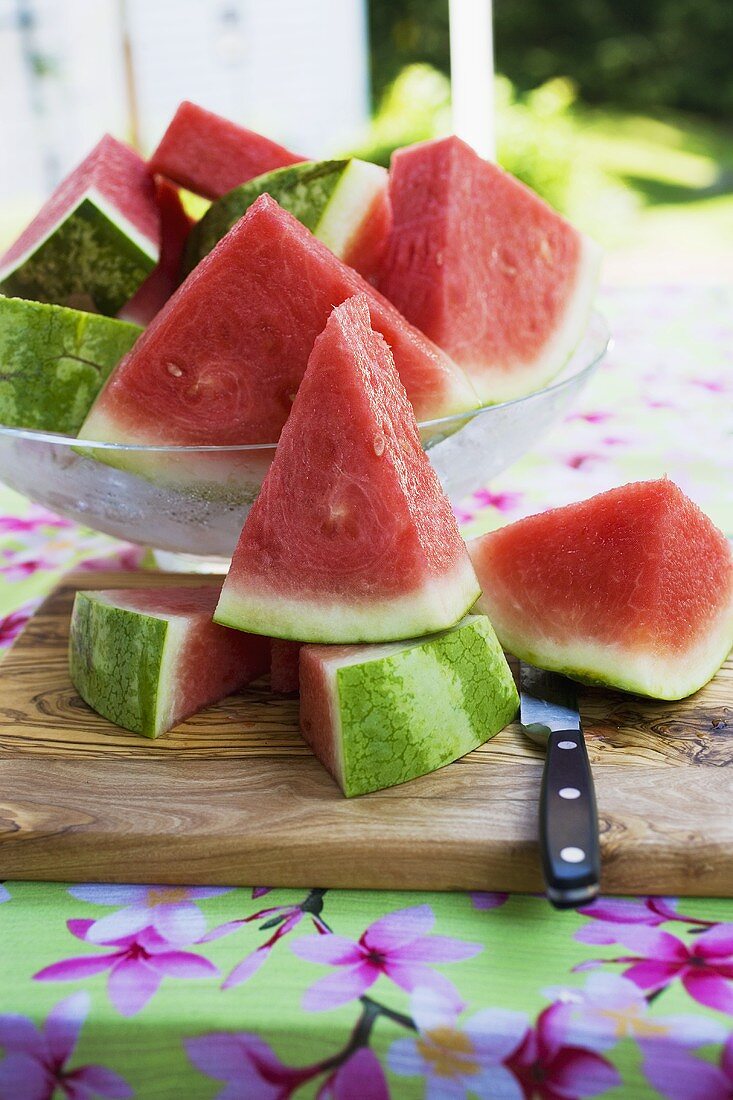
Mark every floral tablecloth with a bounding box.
[1,285,731,1099]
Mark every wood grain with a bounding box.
[0,573,731,894]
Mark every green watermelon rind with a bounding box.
[214,558,482,644]
[308,614,519,797]
[0,297,142,434]
[476,600,733,701]
[0,192,159,317]
[69,590,184,738]
[183,158,387,273]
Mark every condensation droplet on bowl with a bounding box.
[373,433,385,456]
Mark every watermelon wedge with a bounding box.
[377,136,602,403]
[149,100,305,200]
[214,294,480,643]
[0,297,141,434]
[69,586,269,737]
[78,195,477,495]
[468,479,733,700]
[120,179,194,325]
[299,615,518,797]
[184,158,390,282]
[270,639,302,694]
[0,135,160,316]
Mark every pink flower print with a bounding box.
[389,987,527,1099]
[78,546,143,572]
[545,973,726,1054]
[505,1003,620,1099]
[565,453,603,471]
[693,378,728,394]
[470,892,510,911]
[34,919,218,1016]
[0,511,72,534]
[203,889,331,990]
[0,992,132,1099]
[0,558,45,580]
[575,924,733,1013]
[0,610,31,647]
[453,507,476,526]
[641,1032,733,1100]
[67,883,231,946]
[252,887,273,899]
[575,896,713,945]
[566,411,613,424]
[318,1048,389,1100]
[291,904,482,1012]
[186,1031,317,1099]
[0,884,10,903]
[472,489,524,513]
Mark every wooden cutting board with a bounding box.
[0,572,731,895]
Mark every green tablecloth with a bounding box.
[1,286,731,1099]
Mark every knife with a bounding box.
[519,663,601,909]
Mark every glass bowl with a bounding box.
[0,313,609,568]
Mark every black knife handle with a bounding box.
[539,728,600,909]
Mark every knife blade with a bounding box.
[519,663,601,909]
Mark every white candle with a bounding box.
[448,0,496,160]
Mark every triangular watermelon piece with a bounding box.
[468,479,733,700]
[149,100,305,200]
[79,195,478,493]
[378,136,602,404]
[215,294,480,643]
[0,135,160,316]
[120,178,194,325]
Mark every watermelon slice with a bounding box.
[0,135,160,316]
[69,586,269,738]
[299,615,518,797]
[184,159,390,282]
[78,195,477,495]
[468,479,733,700]
[377,136,602,403]
[120,179,194,325]
[270,640,302,694]
[214,294,480,643]
[0,297,141,434]
[149,100,305,200]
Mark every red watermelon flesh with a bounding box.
[149,101,305,200]
[270,639,302,693]
[214,294,480,643]
[119,179,195,325]
[377,136,602,404]
[79,195,478,491]
[469,479,733,700]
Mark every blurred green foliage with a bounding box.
[369,0,733,119]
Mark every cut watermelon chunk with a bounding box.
[214,294,480,643]
[469,479,733,700]
[69,586,269,737]
[0,297,141,434]
[184,159,390,282]
[78,195,477,495]
[270,639,302,694]
[299,615,518,796]
[120,179,194,325]
[378,136,602,403]
[149,100,305,200]
[0,135,160,316]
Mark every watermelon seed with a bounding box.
[166,362,183,377]
[373,433,385,456]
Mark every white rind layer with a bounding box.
[215,558,482,643]
[0,188,159,281]
[467,233,603,405]
[478,593,733,700]
[316,160,388,258]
